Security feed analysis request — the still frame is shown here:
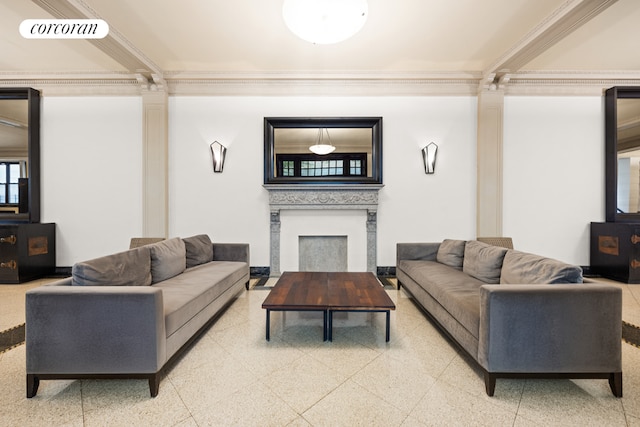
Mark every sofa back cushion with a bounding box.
[150,237,186,283]
[72,246,152,286]
[436,239,466,270]
[500,250,583,284]
[462,240,508,284]
[183,234,214,268]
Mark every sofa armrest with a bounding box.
[213,243,250,263]
[26,283,166,375]
[478,283,622,373]
[396,242,440,264]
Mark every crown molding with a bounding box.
[504,70,640,95]
[1,69,639,96]
[484,0,618,82]
[31,0,162,78]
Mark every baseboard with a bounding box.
[377,266,395,277]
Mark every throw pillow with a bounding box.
[183,234,214,268]
[500,250,583,284]
[462,240,508,284]
[72,246,152,286]
[436,239,466,270]
[149,237,186,283]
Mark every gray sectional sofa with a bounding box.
[26,234,249,398]
[396,239,622,397]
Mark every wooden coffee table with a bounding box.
[262,271,395,342]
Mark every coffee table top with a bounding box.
[327,272,395,311]
[262,271,395,311]
[262,271,329,310]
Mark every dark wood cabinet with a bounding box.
[0,223,55,284]
[591,222,640,283]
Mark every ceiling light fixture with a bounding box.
[282,0,368,45]
[309,128,336,155]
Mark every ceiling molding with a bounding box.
[31,0,162,78]
[1,70,639,97]
[484,0,618,78]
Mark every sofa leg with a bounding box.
[484,372,496,396]
[149,374,160,398]
[26,374,39,398]
[397,280,402,291]
[245,281,250,291]
[609,372,623,397]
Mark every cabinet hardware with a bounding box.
[0,260,17,270]
[0,235,16,244]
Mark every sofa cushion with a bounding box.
[183,234,214,268]
[500,250,583,284]
[462,240,508,284]
[436,239,466,270]
[150,237,186,283]
[398,260,484,339]
[154,261,249,338]
[71,246,152,286]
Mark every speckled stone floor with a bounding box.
[0,277,639,426]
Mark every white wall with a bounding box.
[168,96,478,268]
[38,94,604,269]
[503,96,604,265]
[41,96,143,265]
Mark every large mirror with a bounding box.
[264,117,382,185]
[0,88,40,222]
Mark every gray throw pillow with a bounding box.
[72,246,152,286]
[149,237,186,283]
[436,239,466,270]
[183,234,214,268]
[500,250,583,284]
[462,240,508,284]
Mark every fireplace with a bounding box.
[264,184,383,276]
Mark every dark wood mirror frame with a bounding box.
[605,86,640,222]
[0,88,40,223]
[264,117,383,185]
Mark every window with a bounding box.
[276,153,367,178]
[0,162,21,205]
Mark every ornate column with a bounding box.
[476,87,504,237]
[270,211,281,276]
[366,210,377,273]
[141,80,168,238]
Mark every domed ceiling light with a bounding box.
[282,0,369,45]
[309,128,336,155]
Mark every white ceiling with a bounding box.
[0,0,639,94]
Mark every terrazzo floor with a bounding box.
[0,277,640,426]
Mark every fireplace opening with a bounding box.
[299,235,348,272]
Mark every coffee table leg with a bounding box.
[266,309,271,341]
[328,311,333,342]
[323,311,327,341]
[385,310,390,342]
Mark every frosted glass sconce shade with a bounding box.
[210,141,227,173]
[422,142,438,174]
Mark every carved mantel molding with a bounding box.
[264,184,383,276]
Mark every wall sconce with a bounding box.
[421,142,438,174]
[210,141,227,173]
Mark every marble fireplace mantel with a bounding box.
[264,184,383,276]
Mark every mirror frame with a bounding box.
[264,116,383,185]
[0,88,40,223]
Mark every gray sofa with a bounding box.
[396,239,622,397]
[26,234,249,398]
